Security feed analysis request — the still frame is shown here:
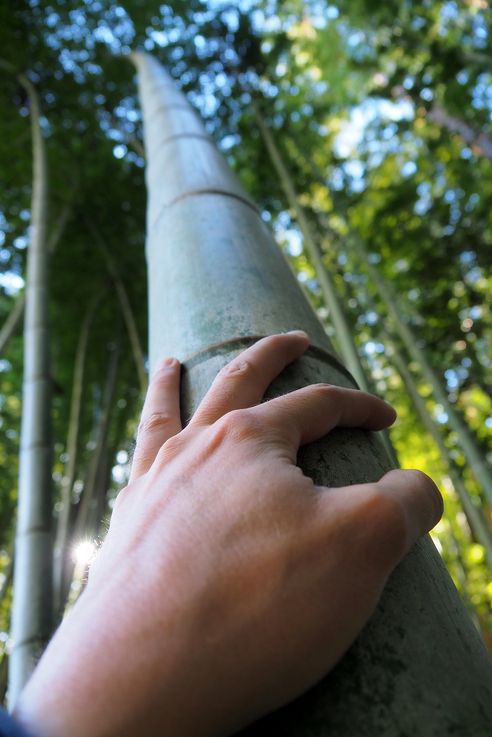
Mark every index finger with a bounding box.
[190,331,310,427]
[129,358,182,482]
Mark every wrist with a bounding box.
[14,576,209,737]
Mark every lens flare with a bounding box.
[73,540,96,567]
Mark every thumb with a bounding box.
[376,468,443,550]
[318,468,443,575]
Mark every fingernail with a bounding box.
[286,330,309,338]
[158,357,178,369]
[429,482,444,526]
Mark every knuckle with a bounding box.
[111,484,131,516]
[152,361,178,382]
[231,410,264,441]
[215,409,246,435]
[161,432,185,456]
[220,358,257,381]
[154,432,187,466]
[212,409,262,445]
[309,383,338,398]
[138,412,174,436]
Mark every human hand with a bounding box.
[16,332,442,737]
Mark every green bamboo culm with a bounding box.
[0,203,70,360]
[133,52,492,735]
[53,292,102,618]
[87,221,147,395]
[346,271,492,568]
[253,102,371,393]
[0,298,25,359]
[71,337,120,545]
[254,108,398,466]
[349,234,492,508]
[8,75,53,707]
[382,330,492,567]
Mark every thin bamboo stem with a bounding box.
[0,552,14,606]
[253,103,370,393]
[385,333,492,566]
[87,221,147,394]
[61,338,120,607]
[350,235,492,507]
[53,291,102,617]
[255,109,398,464]
[0,299,25,359]
[9,73,53,707]
[0,203,71,359]
[428,104,492,160]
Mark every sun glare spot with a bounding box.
[73,540,96,567]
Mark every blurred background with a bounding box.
[0,0,491,699]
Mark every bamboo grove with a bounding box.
[0,0,491,705]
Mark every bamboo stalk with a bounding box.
[0,551,14,606]
[94,397,135,538]
[90,446,110,537]
[0,203,71,359]
[9,74,53,706]
[350,235,492,507]
[53,291,102,617]
[133,52,492,735]
[0,298,25,358]
[384,332,492,566]
[0,655,8,706]
[77,340,120,537]
[428,103,492,160]
[348,270,492,565]
[254,107,399,464]
[61,338,120,607]
[87,221,147,394]
[254,102,372,393]
[311,207,490,558]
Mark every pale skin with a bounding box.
[16,331,443,737]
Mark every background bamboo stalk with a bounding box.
[9,74,53,707]
[53,291,102,618]
[61,337,120,606]
[255,110,397,466]
[428,103,492,160]
[349,234,492,506]
[254,102,371,394]
[0,299,25,360]
[0,203,71,359]
[88,221,147,394]
[384,330,492,566]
